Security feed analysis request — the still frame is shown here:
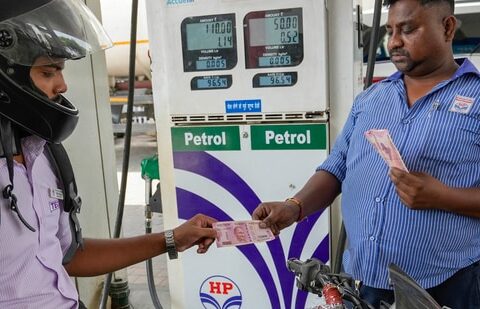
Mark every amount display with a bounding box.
[258,55,291,67]
[196,59,227,70]
[249,16,299,47]
[186,20,233,50]
[197,78,228,89]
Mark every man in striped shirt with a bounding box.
[254,0,480,307]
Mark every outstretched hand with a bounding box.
[173,214,217,254]
[389,167,446,210]
[252,201,299,235]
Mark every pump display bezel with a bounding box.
[243,8,304,69]
[181,13,238,72]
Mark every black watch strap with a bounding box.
[165,229,178,260]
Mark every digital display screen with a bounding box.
[186,20,233,51]
[191,75,232,91]
[182,14,237,72]
[197,78,228,89]
[244,8,303,69]
[259,75,292,86]
[258,55,292,67]
[249,16,300,47]
[196,59,227,70]
[253,72,297,88]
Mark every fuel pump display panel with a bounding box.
[181,13,237,72]
[150,0,329,116]
[244,8,303,69]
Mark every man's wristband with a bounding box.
[164,229,178,260]
[285,197,304,222]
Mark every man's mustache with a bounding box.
[389,49,409,57]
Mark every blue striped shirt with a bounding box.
[319,58,480,289]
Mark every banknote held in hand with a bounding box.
[213,220,275,248]
[365,129,408,172]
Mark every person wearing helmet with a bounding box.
[0,1,217,308]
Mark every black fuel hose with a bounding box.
[98,0,142,307]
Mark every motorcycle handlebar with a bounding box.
[287,258,375,309]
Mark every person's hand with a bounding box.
[173,214,217,254]
[389,167,447,210]
[252,201,299,236]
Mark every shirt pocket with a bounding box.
[420,109,480,164]
[40,193,64,237]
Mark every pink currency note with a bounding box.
[364,129,408,172]
[213,220,275,248]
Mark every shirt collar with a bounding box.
[452,58,480,79]
[0,135,46,171]
[383,58,480,82]
[21,135,47,167]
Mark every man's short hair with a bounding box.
[383,0,454,14]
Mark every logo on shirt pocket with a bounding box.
[449,95,475,114]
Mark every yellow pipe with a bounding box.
[113,40,150,46]
[110,97,128,103]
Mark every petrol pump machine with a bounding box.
[145,0,330,308]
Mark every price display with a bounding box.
[259,75,292,86]
[181,14,237,72]
[191,75,232,91]
[197,78,227,89]
[253,72,297,88]
[244,8,303,69]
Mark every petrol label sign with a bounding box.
[250,124,327,150]
[172,126,241,151]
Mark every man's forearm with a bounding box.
[294,170,341,217]
[65,234,166,277]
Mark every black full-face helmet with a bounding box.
[0,0,112,231]
[0,0,112,143]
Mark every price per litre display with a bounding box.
[181,13,237,72]
[191,75,232,91]
[253,72,297,88]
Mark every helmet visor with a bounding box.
[0,0,112,66]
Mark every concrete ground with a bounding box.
[115,133,171,309]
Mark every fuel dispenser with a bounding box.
[145,0,361,308]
